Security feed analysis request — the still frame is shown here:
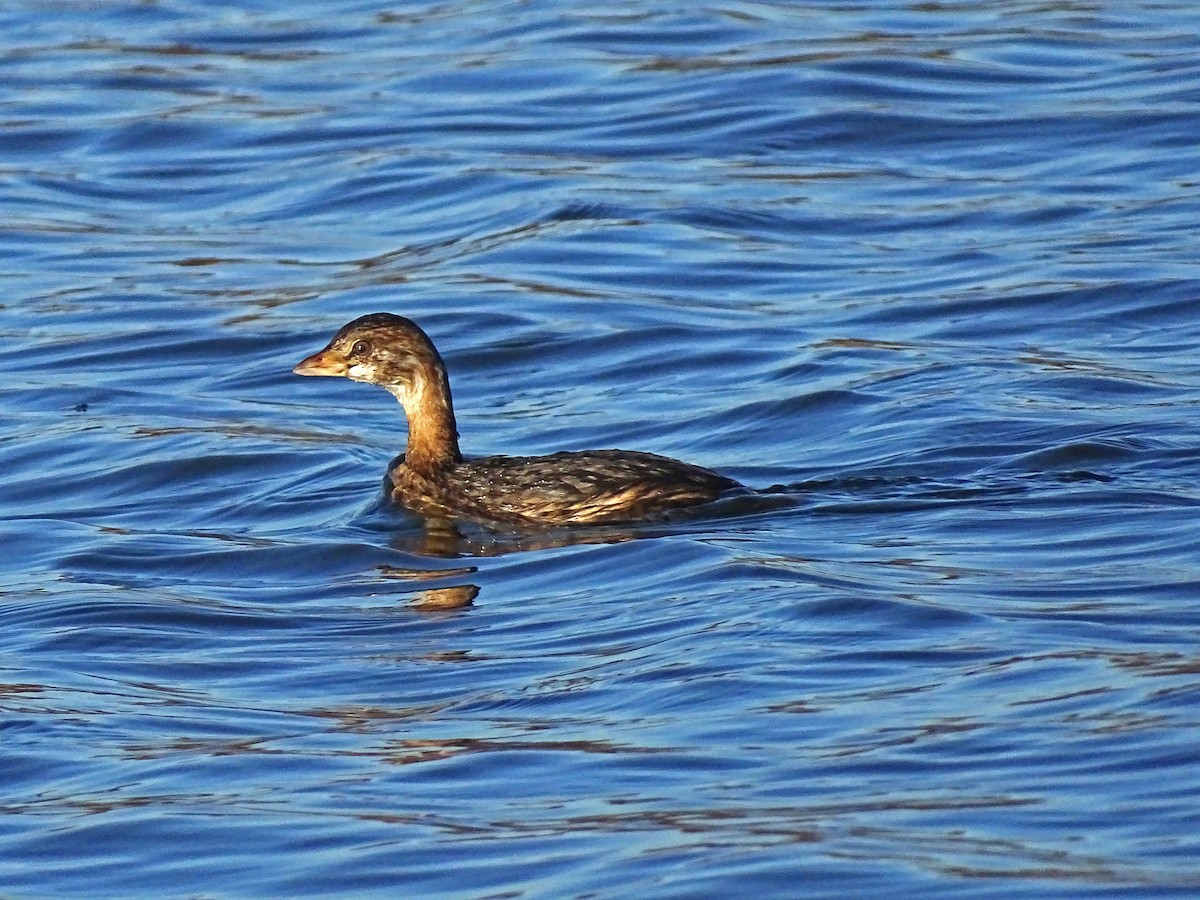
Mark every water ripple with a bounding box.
[1,0,1199,896]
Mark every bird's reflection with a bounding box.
[372,517,653,610]
[393,516,646,557]
[364,489,803,609]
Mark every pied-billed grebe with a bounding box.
[294,313,740,526]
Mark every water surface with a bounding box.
[2,1,1200,896]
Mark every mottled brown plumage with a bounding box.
[294,313,739,526]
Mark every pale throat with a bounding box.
[385,370,460,470]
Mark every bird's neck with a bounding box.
[387,365,461,473]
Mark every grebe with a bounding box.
[294,313,739,526]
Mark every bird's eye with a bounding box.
[350,340,371,356]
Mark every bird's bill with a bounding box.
[293,349,348,377]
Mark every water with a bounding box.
[3,1,1199,895]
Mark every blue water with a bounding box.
[3,1,1200,895]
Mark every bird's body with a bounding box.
[389,448,735,526]
[295,313,739,526]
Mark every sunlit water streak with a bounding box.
[2,1,1199,895]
